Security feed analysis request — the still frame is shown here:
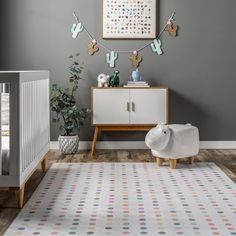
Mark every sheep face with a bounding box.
[145,125,171,151]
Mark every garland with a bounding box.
[71,12,179,68]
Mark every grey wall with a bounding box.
[0,0,236,141]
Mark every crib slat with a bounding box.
[20,78,50,173]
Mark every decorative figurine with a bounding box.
[97,73,109,87]
[109,70,120,87]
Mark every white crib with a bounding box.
[0,71,50,208]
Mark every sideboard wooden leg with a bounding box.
[15,185,25,209]
[91,126,99,158]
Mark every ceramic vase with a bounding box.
[131,69,141,81]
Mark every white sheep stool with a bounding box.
[145,124,199,169]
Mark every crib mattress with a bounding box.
[1,92,10,174]
[1,136,9,175]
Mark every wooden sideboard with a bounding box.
[91,87,168,156]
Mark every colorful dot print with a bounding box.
[103,0,156,38]
[5,163,236,235]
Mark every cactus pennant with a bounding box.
[71,12,179,67]
[106,51,118,68]
[71,22,84,39]
[129,51,142,67]
[165,21,178,37]
[88,39,99,56]
[150,39,163,55]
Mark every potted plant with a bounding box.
[50,53,90,154]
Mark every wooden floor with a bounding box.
[0,149,236,235]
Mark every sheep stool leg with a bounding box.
[156,157,164,167]
[188,156,194,164]
[169,159,177,169]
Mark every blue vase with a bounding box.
[131,69,141,82]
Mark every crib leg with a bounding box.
[169,159,177,169]
[41,158,47,172]
[15,185,25,209]
[188,156,194,164]
[156,157,164,167]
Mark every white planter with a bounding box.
[58,135,79,154]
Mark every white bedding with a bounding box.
[1,136,10,174]
[1,92,10,175]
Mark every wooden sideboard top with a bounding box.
[91,86,168,89]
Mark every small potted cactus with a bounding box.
[109,70,120,87]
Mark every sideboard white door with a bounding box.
[93,89,130,124]
[130,89,167,124]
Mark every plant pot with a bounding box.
[58,135,79,154]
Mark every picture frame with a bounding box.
[103,0,157,39]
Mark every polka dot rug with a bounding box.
[4,163,236,236]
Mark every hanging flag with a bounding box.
[88,39,99,56]
[71,22,84,39]
[165,21,178,37]
[106,51,118,68]
[128,51,142,67]
[150,39,163,55]
[71,12,178,67]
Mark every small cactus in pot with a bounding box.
[109,70,120,87]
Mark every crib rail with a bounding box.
[0,71,50,187]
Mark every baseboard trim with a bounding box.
[50,141,236,150]
[199,141,236,149]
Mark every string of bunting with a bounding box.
[71,12,179,68]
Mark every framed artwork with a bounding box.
[103,0,156,39]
